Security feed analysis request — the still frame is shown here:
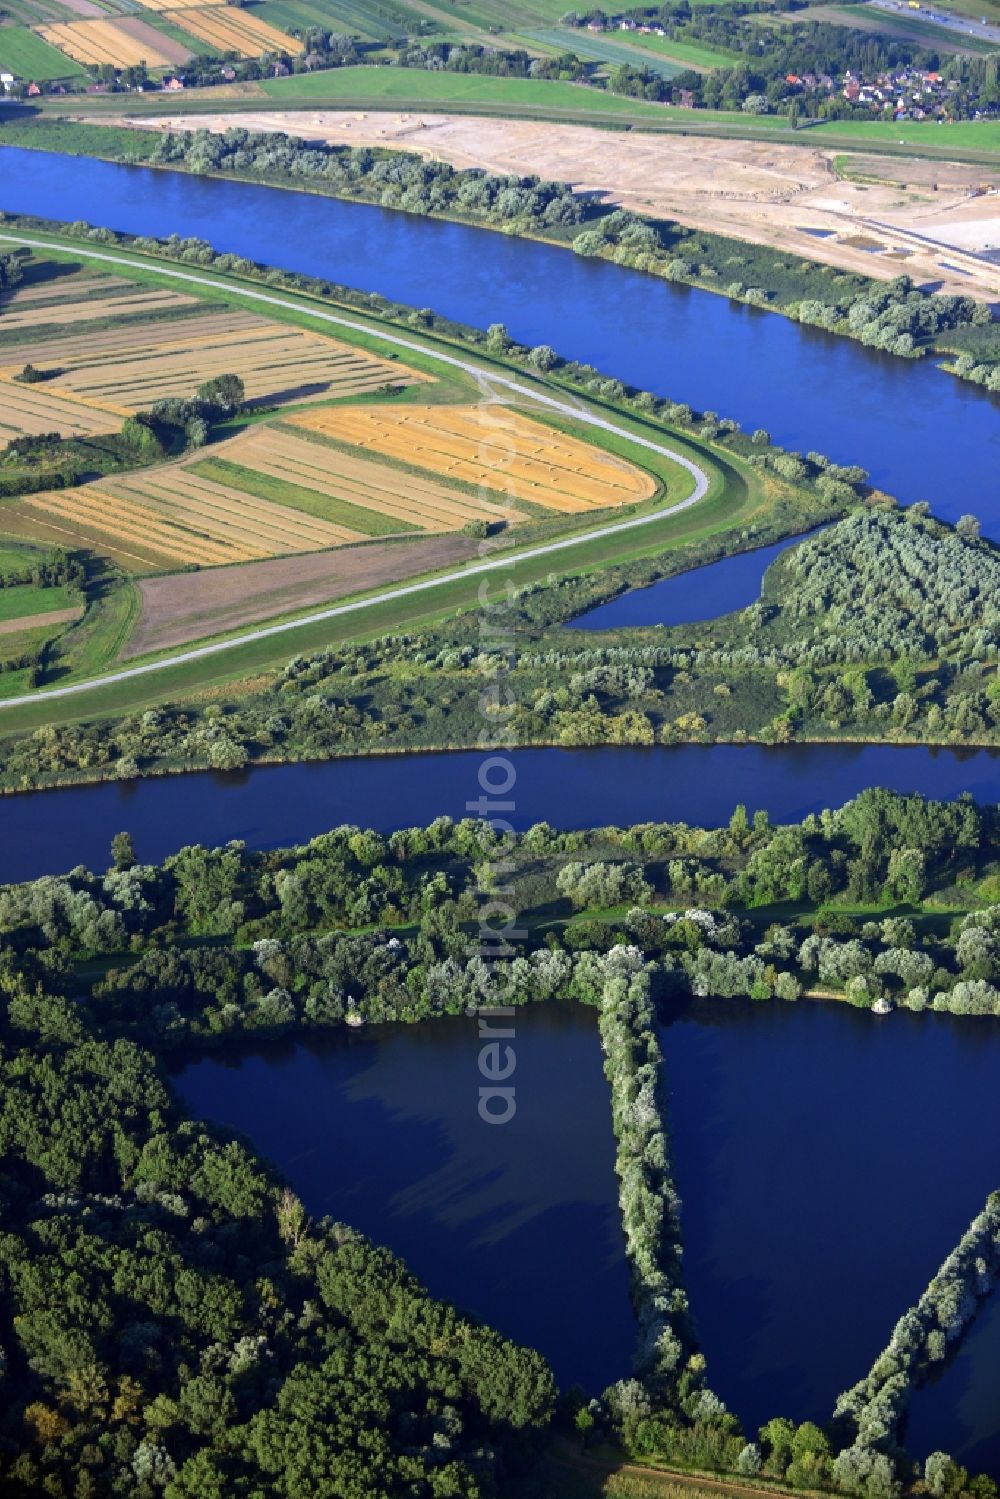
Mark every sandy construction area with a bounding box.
[125,110,1000,298]
[125,533,479,655]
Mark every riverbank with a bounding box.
[107,107,1000,304]
[2,119,997,377]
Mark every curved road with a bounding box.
[0,233,711,709]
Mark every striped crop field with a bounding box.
[164,5,297,55]
[190,423,531,533]
[0,380,124,440]
[0,286,199,334]
[288,404,658,514]
[1,457,361,572]
[0,313,429,414]
[37,17,181,66]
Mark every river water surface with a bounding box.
[4,143,1000,1466]
[1,146,998,525]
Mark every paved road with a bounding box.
[0,233,711,709]
[867,0,1000,45]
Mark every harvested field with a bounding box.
[0,274,135,307]
[197,423,529,532]
[0,286,198,333]
[0,379,123,439]
[288,404,658,514]
[38,17,179,66]
[0,310,263,369]
[167,5,297,56]
[2,452,364,572]
[125,533,479,655]
[0,313,429,412]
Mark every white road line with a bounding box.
[0,233,710,708]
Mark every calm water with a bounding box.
[174,1002,635,1394]
[175,995,1000,1464]
[908,1296,1000,1477]
[1,147,998,527]
[2,742,999,883]
[569,534,803,630]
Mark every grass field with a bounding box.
[810,119,1000,150]
[527,24,738,74]
[0,24,86,78]
[0,582,76,624]
[288,403,660,514]
[259,63,687,113]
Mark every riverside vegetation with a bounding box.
[2,790,1000,1495]
[2,120,996,386]
[6,504,999,788]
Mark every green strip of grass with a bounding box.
[0,584,75,623]
[188,456,419,536]
[0,25,85,81]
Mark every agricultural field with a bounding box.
[0,381,123,441]
[288,403,659,514]
[0,308,429,413]
[37,16,186,67]
[259,64,685,114]
[525,25,738,75]
[811,118,1000,151]
[136,2,297,57]
[0,24,86,79]
[0,458,360,570]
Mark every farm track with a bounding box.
[0,233,711,708]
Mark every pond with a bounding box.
[174,993,1000,1469]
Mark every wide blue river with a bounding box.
[1,146,998,525]
[3,143,1000,1471]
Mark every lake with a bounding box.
[175,995,1000,1465]
[1,146,998,530]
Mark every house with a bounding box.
[26,82,40,97]
[0,72,13,93]
[162,75,185,90]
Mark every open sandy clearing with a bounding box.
[288,403,658,515]
[125,533,479,655]
[128,110,1000,298]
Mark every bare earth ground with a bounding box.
[120,111,1000,298]
[125,533,480,657]
[0,606,81,636]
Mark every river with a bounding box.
[4,143,1000,1463]
[175,996,1000,1458]
[1,146,998,527]
[1,742,998,883]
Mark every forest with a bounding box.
[2,791,1000,1494]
